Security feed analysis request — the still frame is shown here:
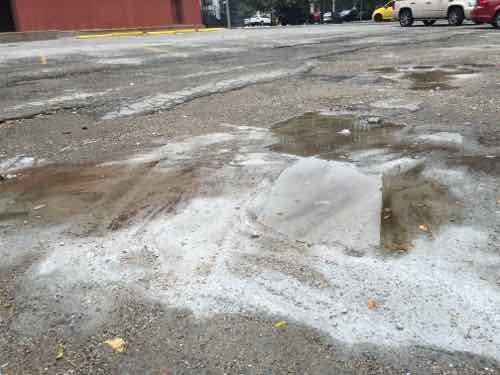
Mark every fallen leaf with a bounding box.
[104,337,126,353]
[419,224,429,232]
[367,299,378,310]
[274,320,287,329]
[55,344,65,360]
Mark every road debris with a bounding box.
[367,299,378,310]
[337,129,351,136]
[104,337,126,353]
[419,224,429,232]
[274,321,287,329]
[55,344,65,360]
[367,117,381,124]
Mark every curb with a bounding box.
[0,31,75,44]
[77,27,223,39]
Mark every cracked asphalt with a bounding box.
[1,23,500,374]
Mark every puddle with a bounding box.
[0,161,201,233]
[381,165,463,253]
[269,113,400,160]
[370,65,479,90]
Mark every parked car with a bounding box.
[310,10,322,23]
[244,14,272,26]
[322,11,343,23]
[394,0,476,26]
[340,8,359,21]
[471,0,500,27]
[372,1,395,21]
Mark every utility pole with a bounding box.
[225,0,231,29]
[332,0,335,12]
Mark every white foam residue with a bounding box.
[16,128,500,361]
[0,155,36,172]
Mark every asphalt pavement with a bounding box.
[0,22,499,374]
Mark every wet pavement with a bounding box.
[1,23,500,374]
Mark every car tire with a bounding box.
[493,11,500,28]
[374,14,384,22]
[448,7,465,26]
[423,20,436,26]
[399,9,414,27]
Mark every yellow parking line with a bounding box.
[197,28,223,32]
[39,54,47,65]
[77,27,222,40]
[77,31,144,39]
[109,31,144,37]
[175,28,197,33]
[146,30,178,36]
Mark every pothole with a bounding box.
[371,65,480,90]
[381,164,464,253]
[269,112,401,160]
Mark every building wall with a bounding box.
[11,0,202,31]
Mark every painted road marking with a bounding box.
[197,28,222,32]
[77,28,222,40]
[77,31,144,39]
[146,30,178,36]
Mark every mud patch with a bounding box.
[269,113,400,159]
[381,165,464,253]
[0,161,202,234]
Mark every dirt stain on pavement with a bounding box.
[0,161,201,234]
[381,165,464,253]
[269,112,400,159]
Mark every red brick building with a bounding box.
[0,0,202,32]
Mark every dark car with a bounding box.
[340,8,359,21]
[471,0,500,27]
[322,11,343,23]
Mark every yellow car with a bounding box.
[372,1,395,22]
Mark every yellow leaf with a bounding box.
[274,320,287,329]
[367,299,378,310]
[419,224,429,232]
[104,337,126,353]
[55,344,65,360]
